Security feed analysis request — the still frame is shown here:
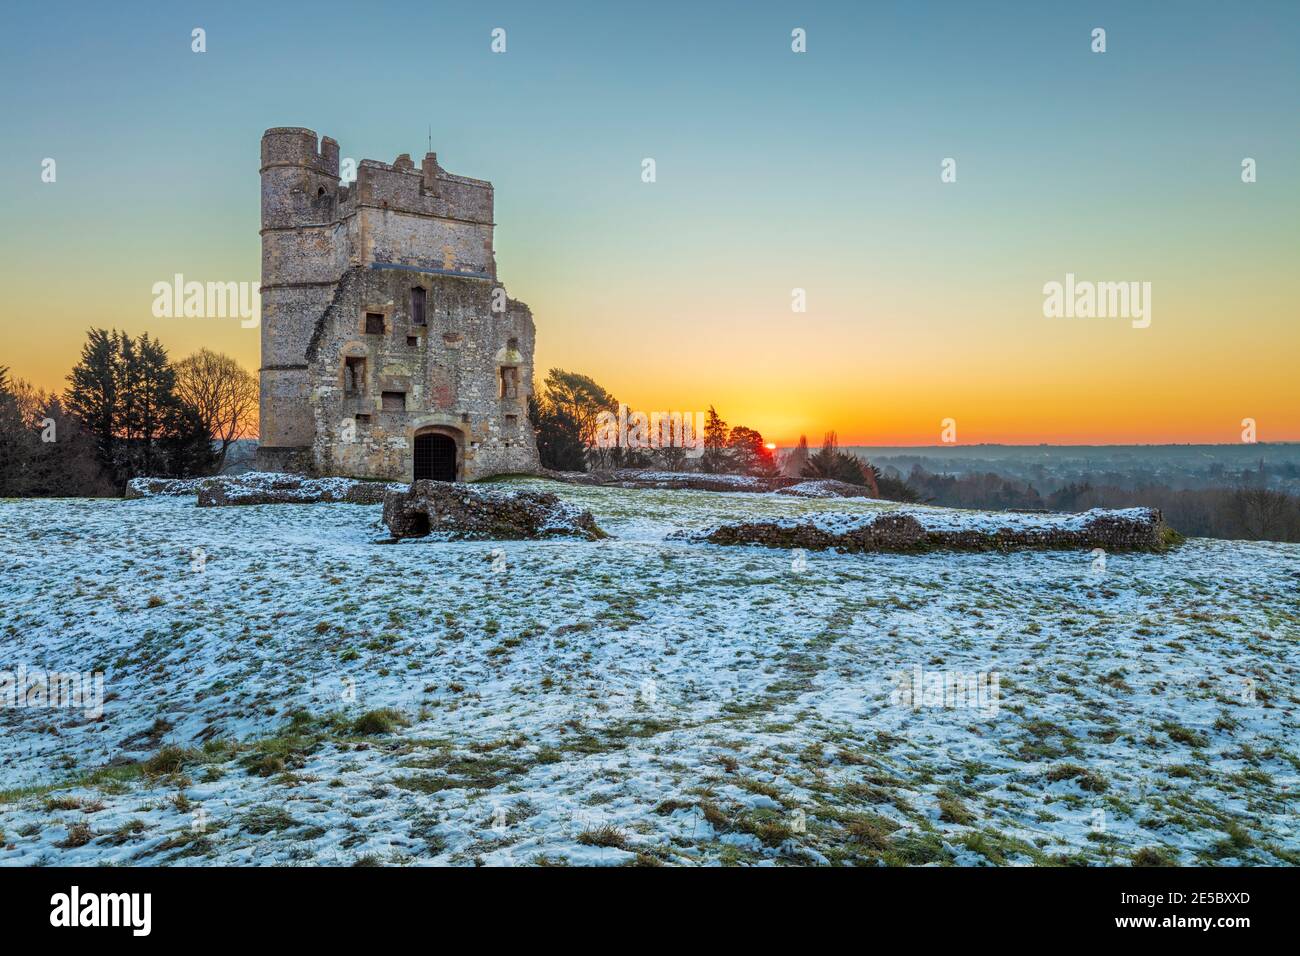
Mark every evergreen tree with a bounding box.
[64,328,214,489]
[802,431,878,490]
[528,393,587,472]
[541,369,619,469]
[0,367,34,495]
[700,405,731,473]
[64,328,118,473]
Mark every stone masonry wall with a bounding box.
[304,266,539,481]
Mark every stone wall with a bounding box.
[304,266,539,481]
[682,507,1175,554]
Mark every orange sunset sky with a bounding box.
[2,2,1297,445]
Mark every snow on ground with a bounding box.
[776,479,881,499]
[1,480,1297,866]
[694,505,1162,536]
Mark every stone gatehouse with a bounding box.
[256,127,541,481]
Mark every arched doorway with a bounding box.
[414,432,457,482]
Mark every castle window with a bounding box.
[499,366,519,400]
[364,312,385,335]
[410,287,426,326]
[507,337,518,351]
[355,414,371,426]
[344,356,367,394]
[407,336,419,347]
[381,391,407,412]
[505,414,518,428]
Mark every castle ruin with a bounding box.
[256,127,540,481]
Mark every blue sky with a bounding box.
[2,1,1297,441]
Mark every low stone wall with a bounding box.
[546,469,798,493]
[681,507,1175,554]
[195,473,402,507]
[775,479,880,499]
[382,480,606,540]
[125,477,209,499]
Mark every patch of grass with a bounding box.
[1158,526,1186,550]
[144,744,196,777]
[1044,764,1109,793]
[56,821,92,848]
[699,800,730,832]
[350,708,410,736]
[844,813,898,851]
[237,716,337,776]
[154,827,215,858]
[1132,846,1179,867]
[737,778,785,801]
[240,806,300,835]
[1161,722,1209,748]
[576,824,629,849]
[391,775,456,795]
[960,830,1007,865]
[653,799,693,816]
[937,790,976,825]
[885,830,954,866]
[736,811,794,848]
[43,796,84,812]
[98,819,148,847]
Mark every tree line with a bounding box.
[900,465,1300,542]
[1,329,256,497]
[528,368,783,475]
[527,370,919,497]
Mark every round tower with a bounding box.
[257,128,342,471]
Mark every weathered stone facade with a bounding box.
[256,127,540,481]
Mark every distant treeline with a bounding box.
[897,466,1300,542]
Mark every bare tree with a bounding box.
[1230,487,1293,540]
[782,434,809,477]
[174,349,258,473]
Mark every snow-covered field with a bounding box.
[1,480,1297,866]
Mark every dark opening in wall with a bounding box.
[381,391,407,412]
[344,356,367,394]
[365,312,385,335]
[499,366,519,399]
[407,336,419,347]
[411,287,426,326]
[355,414,371,425]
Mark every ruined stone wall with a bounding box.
[257,127,540,479]
[303,266,539,481]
